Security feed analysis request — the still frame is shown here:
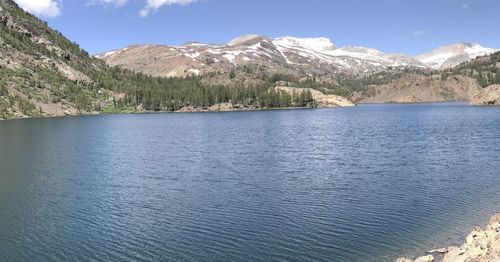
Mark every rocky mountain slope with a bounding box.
[472,84,500,105]
[0,0,113,118]
[97,35,498,78]
[351,74,482,104]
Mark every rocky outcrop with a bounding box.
[307,88,355,107]
[397,213,500,262]
[353,74,482,104]
[471,85,500,105]
[275,86,355,107]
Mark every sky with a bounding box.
[13,0,500,55]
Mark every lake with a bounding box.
[0,103,499,261]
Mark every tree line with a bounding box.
[102,69,315,111]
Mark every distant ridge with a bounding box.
[97,35,499,77]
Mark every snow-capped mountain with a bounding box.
[96,35,498,77]
[415,42,498,69]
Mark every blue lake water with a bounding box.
[0,103,499,261]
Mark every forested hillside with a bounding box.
[451,51,500,87]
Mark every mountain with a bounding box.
[97,35,498,78]
[96,35,425,78]
[415,42,498,69]
[0,1,356,120]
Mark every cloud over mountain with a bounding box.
[14,0,61,17]
[14,0,199,18]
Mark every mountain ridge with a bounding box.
[97,35,499,78]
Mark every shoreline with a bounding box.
[356,100,470,105]
[0,105,346,122]
[397,213,500,262]
[2,101,498,122]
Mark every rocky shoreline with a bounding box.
[471,85,500,106]
[176,103,354,113]
[397,213,500,262]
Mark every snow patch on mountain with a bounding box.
[223,54,236,64]
[416,43,498,69]
[273,37,336,53]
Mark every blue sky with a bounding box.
[14,0,500,55]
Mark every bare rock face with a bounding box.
[396,213,500,262]
[353,74,482,104]
[471,84,500,106]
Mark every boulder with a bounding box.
[488,213,500,230]
[395,258,414,262]
[427,247,448,254]
[208,102,234,112]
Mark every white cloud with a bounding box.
[88,0,129,7]
[14,0,199,18]
[14,0,61,17]
[139,0,198,17]
[413,30,425,36]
